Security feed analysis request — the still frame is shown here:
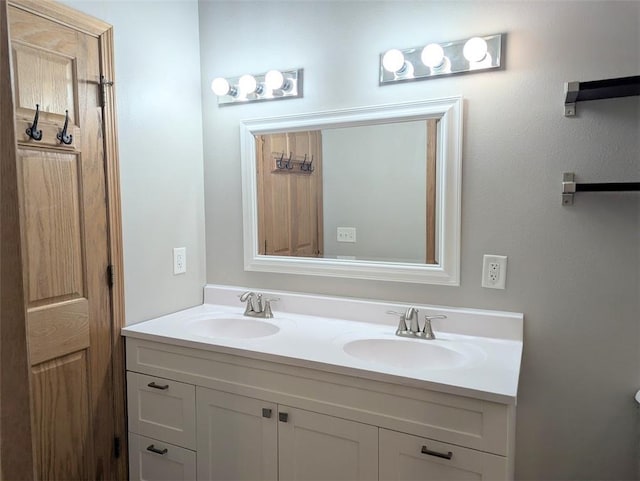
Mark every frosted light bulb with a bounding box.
[421,43,445,68]
[211,77,231,96]
[265,70,285,90]
[238,74,257,95]
[382,49,405,73]
[463,37,488,63]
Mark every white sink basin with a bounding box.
[342,338,482,370]
[188,317,280,339]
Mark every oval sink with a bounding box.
[188,317,280,339]
[343,338,478,370]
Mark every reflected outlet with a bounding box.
[337,227,356,243]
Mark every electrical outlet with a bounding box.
[482,254,507,289]
[173,247,186,275]
[337,227,356,243]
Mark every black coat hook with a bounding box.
[276,152,286,169]
[25,104,43,141]
[56,110,73,145]
[286,152,294,169]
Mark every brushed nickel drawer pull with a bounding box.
[147,382,169,390]
[146,444,168,455]
[421,445,453,460]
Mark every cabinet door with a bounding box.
[278,406,378,481]
[196,387,278,481]
[379,429,508,481]
[129,433,196,481]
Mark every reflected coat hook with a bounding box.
[300,154,314,172]
[26,104,43,141]
[56,110,73,145]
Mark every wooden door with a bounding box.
[196,387,278,481]
[379,429,508,481]
[257,131,323,257]
[8,3,124,479]
[278,406,379,481]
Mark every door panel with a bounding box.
[30,351,93,480]
[27,298,89,365]
[9,4,116,480]
[278,406,378,481]
[196,387,278,481]
[18,149,84,304]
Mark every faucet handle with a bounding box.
[262,297,279,318]
[422,315,447,340]
[387,310,408,334]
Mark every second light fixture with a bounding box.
[380,34,503,85]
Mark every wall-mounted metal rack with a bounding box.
[564,75,640,116]
[562,172,640,205]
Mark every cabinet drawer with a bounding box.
[379,428,508,481]
[127,371,196,449]
[129,433,196,481]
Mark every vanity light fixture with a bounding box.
[211,68,303,106]
[380,33,503,85]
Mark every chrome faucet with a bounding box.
[240,291,278,318]
[388,308,447,340]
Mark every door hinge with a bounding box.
[107,264,114,288]
[114,436,121,459]
[100,75,114,107]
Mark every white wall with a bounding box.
[60,0,207,324]
[322,122,427,262]
[198,1,639,479]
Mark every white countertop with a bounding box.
[122,285,523,405]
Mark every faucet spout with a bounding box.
[405,307,419,333]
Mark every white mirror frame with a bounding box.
[240,96,462,285]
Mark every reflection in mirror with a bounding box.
[256,120,438,264]
[240,97,462,285]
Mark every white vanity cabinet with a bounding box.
[125,337,516,481]
[196,387,378,480]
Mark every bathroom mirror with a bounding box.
[240,97,462,285]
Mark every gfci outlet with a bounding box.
[173,247,186,275]
[482,254,507,289]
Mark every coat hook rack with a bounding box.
[25,103,43,141]
[562,172,640,205]
[273,151,315,174]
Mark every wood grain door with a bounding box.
[9,5,119,480]
[257,131,323,257]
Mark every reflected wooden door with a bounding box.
[257,131,323,257]
[9,5,118,480]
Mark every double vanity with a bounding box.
[122,285,523,480]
